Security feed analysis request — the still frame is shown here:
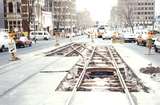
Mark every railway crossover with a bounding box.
[56,44,149,105]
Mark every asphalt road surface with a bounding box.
[0,36,85,66]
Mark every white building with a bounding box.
[31,0,53,32]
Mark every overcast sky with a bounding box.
[76,0,117,23]
[155,0,160,16]
[76,0,160,22]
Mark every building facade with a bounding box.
[133,0,155,26]
[53,0,76,33]
[76,9,94,30]
[117,0,155,27]
[4,0,22,32]
[0,0,5,29]
[154,15,160,30]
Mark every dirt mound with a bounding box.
[140,67,160,74]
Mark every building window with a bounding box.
[18,21,21,25]
[8,2,13,13]
[9,21,12,24]
[13,21,16,24]
[17,2,21,13]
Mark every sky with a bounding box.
[155,0,160,16]
[76,0,160,22]
[76,0,117,23]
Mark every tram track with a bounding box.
[107,46,136,105]
[56,45,148,105]
[0,43,85,97]
[0,43,83,75]
[65,46,96,105]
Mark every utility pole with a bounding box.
[28,0,31,39]
[51,0,54,36]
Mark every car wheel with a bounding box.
[154,46,158,52]
[0,45,5,52]
[44,37,48,40]
[137,41,139,45]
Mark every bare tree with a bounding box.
[118,0,135,33]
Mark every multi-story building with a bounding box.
[31,0,52,32]
[3,0,53,33]
[109,6,119,29]
[21,0,31,32]
[133,0,155,26]
[76,9,94,30]
[4,0,22,32]
[53,0,76,33]
[154,15,160,30]
[0,0,5,29]
[117,0,155,27]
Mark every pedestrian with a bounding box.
[33,36,37,44]
[8,33,20,61]
[146,32,153,55]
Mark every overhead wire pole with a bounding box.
[51,0,54,40]
[28,0,31,39]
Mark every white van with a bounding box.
[0,32,9,52]
[30,31,51,40]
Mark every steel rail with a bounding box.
[66,45,85,58]
[81,45,136,105]
[0,43,75,74]
[64,45,83,56]
[107,47,136,105]
[65,47,96,105]
[45,43,74,56]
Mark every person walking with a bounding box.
[33,35,37,44]
[8,33,20,61]
[146,32,153,55]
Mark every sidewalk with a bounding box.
[0,42,73,96]
[114,44,160,105]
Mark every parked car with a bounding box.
[16,36,32,48]
[135,30,148,46]
[154,36,160,52]
[0,32,9,52]
[102,32,112,40]
[66,33,75,38]
[30,31,51,40]
[111,32,121,40]
[122,33,136,43]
